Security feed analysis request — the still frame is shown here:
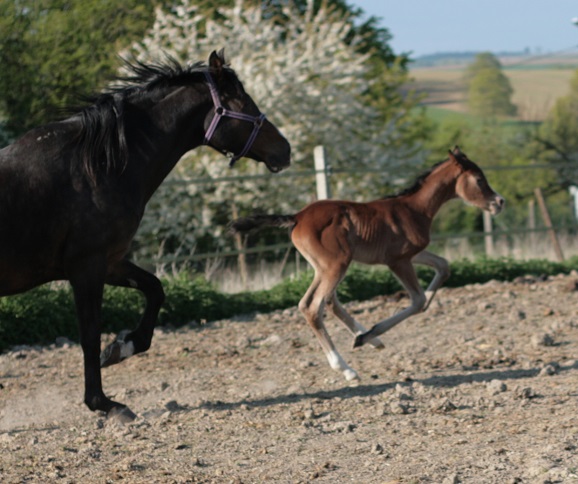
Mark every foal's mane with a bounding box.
[75,57,236,183]
[384,152,474,200]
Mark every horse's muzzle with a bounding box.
[264,146,291,173]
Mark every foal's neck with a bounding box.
[405,163,459,219]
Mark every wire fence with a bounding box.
[136,155,578,276]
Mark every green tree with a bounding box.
[465,52,517,118]
[539,70,578,161]
[0,0,157,141]
[463,52,502,83]
[537,69,578,189]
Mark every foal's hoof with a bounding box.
[101,330,134,368]
[107,405,137,424]
[353,333,365,348]
[370,338,385,350]
[343,369,360,381]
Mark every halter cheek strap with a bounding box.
[203,71,266,167]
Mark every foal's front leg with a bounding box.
[353,260,426,348]
[412,250,450,311]
[100,259,165,368]
[327,294,385,350]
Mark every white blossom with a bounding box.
[124,0,422,260]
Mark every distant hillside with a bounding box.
[412,51,486,68]
[412,50,578,69]
[407,50,578,121]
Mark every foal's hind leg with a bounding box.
[299,268,359,381]
[327,295,385,350]
[100,259,165,368]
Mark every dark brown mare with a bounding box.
[231,148,503,381]
[0,51,290,420]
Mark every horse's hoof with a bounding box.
[101,330,133,368]
[100,340,122,368]
[107,405,137,424]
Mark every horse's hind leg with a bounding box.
[327,294,385,350]
[299,268,359,381]
[100,259,165,368]
[70,257,135,421]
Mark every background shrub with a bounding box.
[1,257,576,352]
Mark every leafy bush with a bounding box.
[444,257,570,287]
[159,275,227,326]
[0,286,77,347]
[1,257,577,352]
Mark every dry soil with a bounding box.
[1,273,578,483]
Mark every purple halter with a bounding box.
[203,71,266,167]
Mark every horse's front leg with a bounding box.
[100,259,165,368]
[70,258,135,421]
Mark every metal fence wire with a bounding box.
[136,149,578,271]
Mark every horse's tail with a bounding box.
[229,214,296,233]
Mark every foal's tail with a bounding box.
[229,214,296,233]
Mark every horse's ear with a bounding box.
[209,49,226,75]
[448,149,457,162]
[453,145,462,156]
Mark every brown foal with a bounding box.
[231,148,504,381]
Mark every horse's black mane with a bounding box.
[108,58,208,95]
[76,57,233,183]
[384,153,476,200]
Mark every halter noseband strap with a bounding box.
[203,71,266,167]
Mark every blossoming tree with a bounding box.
[125,0,427,263]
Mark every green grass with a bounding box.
[415,105,534,133]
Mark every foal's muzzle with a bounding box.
[489,195,505,215]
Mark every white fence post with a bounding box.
[314,145,331,200]
[483,211,494,257]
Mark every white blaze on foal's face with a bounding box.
[456,170,504,215]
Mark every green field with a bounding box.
[408,63,576,122]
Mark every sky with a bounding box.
[350,0,578,58]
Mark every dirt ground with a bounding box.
[2,273,578,483]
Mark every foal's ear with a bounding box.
[452,145,462,156]
[448,149,458,162]
[209,49,227,76]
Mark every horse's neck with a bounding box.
[406,165,459,219]
[130,85,209,202]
